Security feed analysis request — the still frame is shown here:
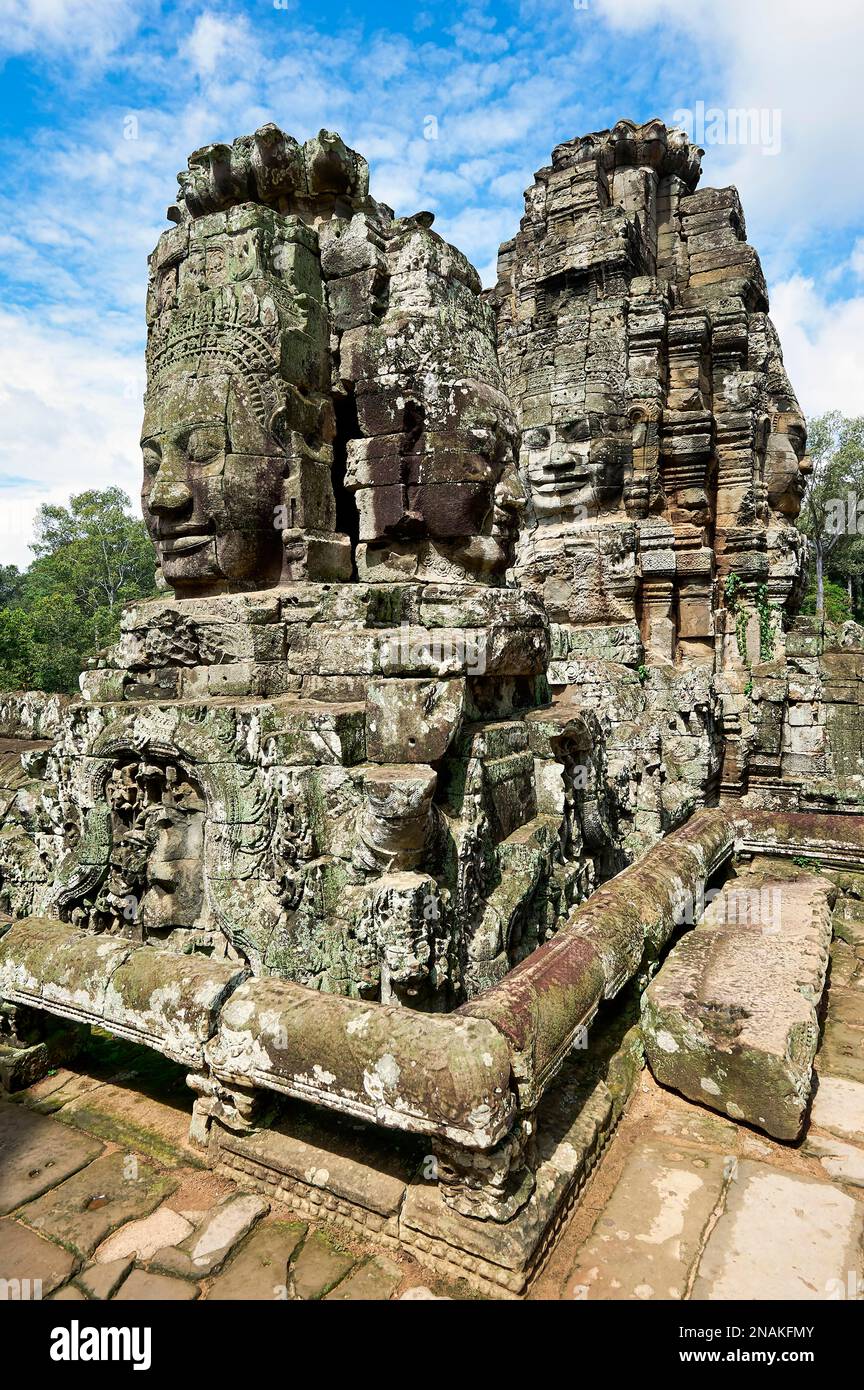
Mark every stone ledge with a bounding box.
[642,868,834,1139]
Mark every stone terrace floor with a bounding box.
[0,1039,454,1302]
[2,918,863,1303]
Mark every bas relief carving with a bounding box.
[0,121,821,1017]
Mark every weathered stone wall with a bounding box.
[485,119,824,857]
[0,119,858,1020]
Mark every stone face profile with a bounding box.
[1,118,863,1296]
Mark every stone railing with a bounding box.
[0,806,735,1143]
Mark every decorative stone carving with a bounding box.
[1,118,861,1277]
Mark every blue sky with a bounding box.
[1,0,863,567]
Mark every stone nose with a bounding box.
[148,444,193,513]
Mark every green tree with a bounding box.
[800,577,853,625]
[0,488,157,695]
[0,607,40,689]
[0,564,23,609]
[799,412,864,620]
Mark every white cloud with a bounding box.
[181,13,250,80]
[770,275,864,420]
[0,0,144,62]
[437,205,518,275]
[0,310,142,568]
[595,0,864,240]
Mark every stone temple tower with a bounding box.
[0,119,861,1298]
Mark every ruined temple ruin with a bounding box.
[1,120,863,1295]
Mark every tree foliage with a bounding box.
[0,489,157,694]
[798,411,864,620]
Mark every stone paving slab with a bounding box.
[0,1099,103,1214]
[564,1142,732,1301]
[95,1206,194,1264]
[691,1161,864,1300]
[20,1149,176,1258]
[803,1132,864,1187]
[60,1083,194,1168]
[288,1229,355,1300]
[818,1021,864,1083]
[152,1192,269,1278]
[204,1219,307,1300]
[826,988,864,1030]
[0,1215,78,1296]
[113,1268,198,1301]
[810,1075,864,1144]
[77,1255,135,1300]
[324,1254,403,1300]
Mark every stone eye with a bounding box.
[185,427,224,463]
[142,444,161,474]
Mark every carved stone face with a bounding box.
[139,801,205,933]
[526,430,624,524]
[100,759,205,936]
[141,371,285,592]
[765,410,811,520]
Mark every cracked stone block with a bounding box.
[151,1192,268,1277]
[102,948,247,1068]
[113,1268,198,1301]
[565,1143,732,1301]
[0,1216,78,1297]
[95,1207,194,1264]
[365,678,465,763]
[642,873,833,1139]
[0,1100,103,1215]
[0,1021,86,1091]
[77,1256,135,1300]
[288,1230,355,1300]
[0,1042,53,1093]
[691,1161,864,1300]
[324,1254,403,1300]
[0,920,137,1016]
[205,1220,307,1300]
[19,1150,176,1259]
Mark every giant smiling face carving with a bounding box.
[765,409,811,521]
[141,369,286,593]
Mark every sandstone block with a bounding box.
[642,872,834,1138]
